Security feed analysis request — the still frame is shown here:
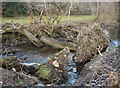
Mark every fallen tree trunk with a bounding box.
[40,36,78,50]
[2,23,78,50]
[18,27,43,47]
[1,24,43,47]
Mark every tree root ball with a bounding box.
[74,23,110,63]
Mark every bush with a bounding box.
[2,2,28,17]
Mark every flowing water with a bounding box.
[107,28,120,49]
[7,45,59,65]
[7,45,79,86]
[3,28,120,86]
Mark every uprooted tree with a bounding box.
[1,2,110,63]
[74,23,110,63]
[1,21,110,63]
[1,22,78,50]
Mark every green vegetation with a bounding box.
[2,15,96,25]
[18,81,23,84]
[36,65,51,80]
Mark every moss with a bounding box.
[36,65,51,80]
[113,46,115,49]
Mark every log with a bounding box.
[2,23,78,50]
[40,36,78,50]
[18,27,43,47]
[1,24,43,47]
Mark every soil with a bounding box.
[1,68,39,86]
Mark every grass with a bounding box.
[2,15,96,25]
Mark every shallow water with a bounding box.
[107,28,120,49]
[3,44,77,85]
[8,45,59,64]
[6,45,79,85]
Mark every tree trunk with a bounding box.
[40,36,78,50]
[19,27,43,47]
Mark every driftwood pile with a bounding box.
[1,22,78,50]
[1,22,110,64]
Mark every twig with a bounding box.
[44,0,47,9]
[38,10,43,22]
[89,48,103,85]
[68,28,80,32]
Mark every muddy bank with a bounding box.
[1,68,40,86]
[74,45,120,87]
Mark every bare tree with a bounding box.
[68,0,72,20]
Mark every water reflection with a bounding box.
[112,40,120,47]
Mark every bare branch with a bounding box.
[68,0,72,20]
